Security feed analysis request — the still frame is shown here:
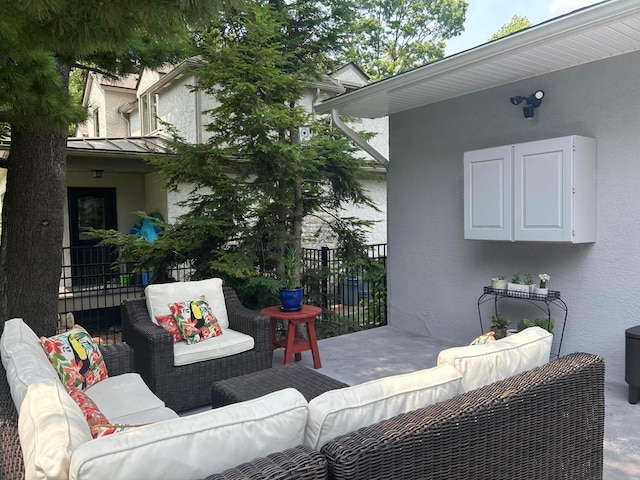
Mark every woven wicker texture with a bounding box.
[211,363,348,407]
[321,352,605,480]
[0,363,24,480]
[201,445,328,480]
[121,287,273,412]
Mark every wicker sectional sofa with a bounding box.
[0,318,604,480]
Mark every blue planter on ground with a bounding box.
[279,287,303,312]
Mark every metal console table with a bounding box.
[477,286,568,357]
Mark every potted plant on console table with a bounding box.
[536,273,550,295]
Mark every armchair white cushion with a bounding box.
[145,278,229,329]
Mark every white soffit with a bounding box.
[316,0,640,118]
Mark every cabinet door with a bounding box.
[513,137,573,241]
[464,146,512,240]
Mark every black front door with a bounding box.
[68,188,117,287]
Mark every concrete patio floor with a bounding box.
[272,325,640,480]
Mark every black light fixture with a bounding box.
[92,169,104,179]
[510,90,545,119]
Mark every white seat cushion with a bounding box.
[145,278,229,329]
[112,407,179,425]
[304,364,462,450]
[172,328,254,366]
[19,381,92,480]
[84,373,166,422]
[437,326,553,393]
[69,388,309,480]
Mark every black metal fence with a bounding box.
[59,244,387,344]
[58,246,190,344]
[302,244,387,339]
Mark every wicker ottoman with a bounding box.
[211,363,348,408]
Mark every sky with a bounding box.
[445,0,604,55]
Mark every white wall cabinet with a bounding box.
[464,135,596,242]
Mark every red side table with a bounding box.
[261,305,323,369]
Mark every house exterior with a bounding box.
[77,60,388,248]
[316,0,640,385]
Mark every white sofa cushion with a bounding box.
[84,373,166,422]
[304,364,462,450]
[437,326,553,393]
[4,349,60,411]
[19,381,92,480]
[69,388,309,480]
[1,317,45,358]
[0,319,59,410]
[172,328,254,366]
[145,278,229,329]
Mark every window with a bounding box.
[92,108,100,137]
[141,93,159,135]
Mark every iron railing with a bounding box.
[58,246,191,344]
[58,244,387,344]
[302,244,387,339]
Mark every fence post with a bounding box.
[321,246,329,316]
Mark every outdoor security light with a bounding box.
[510,90,545,118]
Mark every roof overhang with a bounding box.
[316,0,640,118]
[0,136,167,173]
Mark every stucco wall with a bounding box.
[388,50,640,384]
[159,76,198,143]
[105,90,135,137]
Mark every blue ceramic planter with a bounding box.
[279,287,303,312]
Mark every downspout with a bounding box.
[195,86,203,144]
[331,109,388,170]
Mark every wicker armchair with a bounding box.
[121,287,273,412]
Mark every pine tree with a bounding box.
[0,0,217,334]
[124,0,379,305]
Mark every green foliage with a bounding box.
[524,273,533,285]
[518,317,555,334]
[490,313,510,329]
[343,0,468,80]
[511,273,521,284]
[282,248,299,289]
[0,0,216,129]
[489,14,532,41]
[136,1,380,303]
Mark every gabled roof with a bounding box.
[316,0,640,118]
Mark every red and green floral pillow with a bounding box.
[67,383,146,438]
[155,315,182,343]
[67,386,110,438]
[91,423,147,438]
[168,296,223,345]
[40,325,108,390]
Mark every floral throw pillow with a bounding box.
[168,296,223,345]
[67,386,110,438]
[91,423,147,438]
[155,315,182,343]
[40,325,109,390]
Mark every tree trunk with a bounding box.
[292,175,303,286]
[0,68,69,336]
